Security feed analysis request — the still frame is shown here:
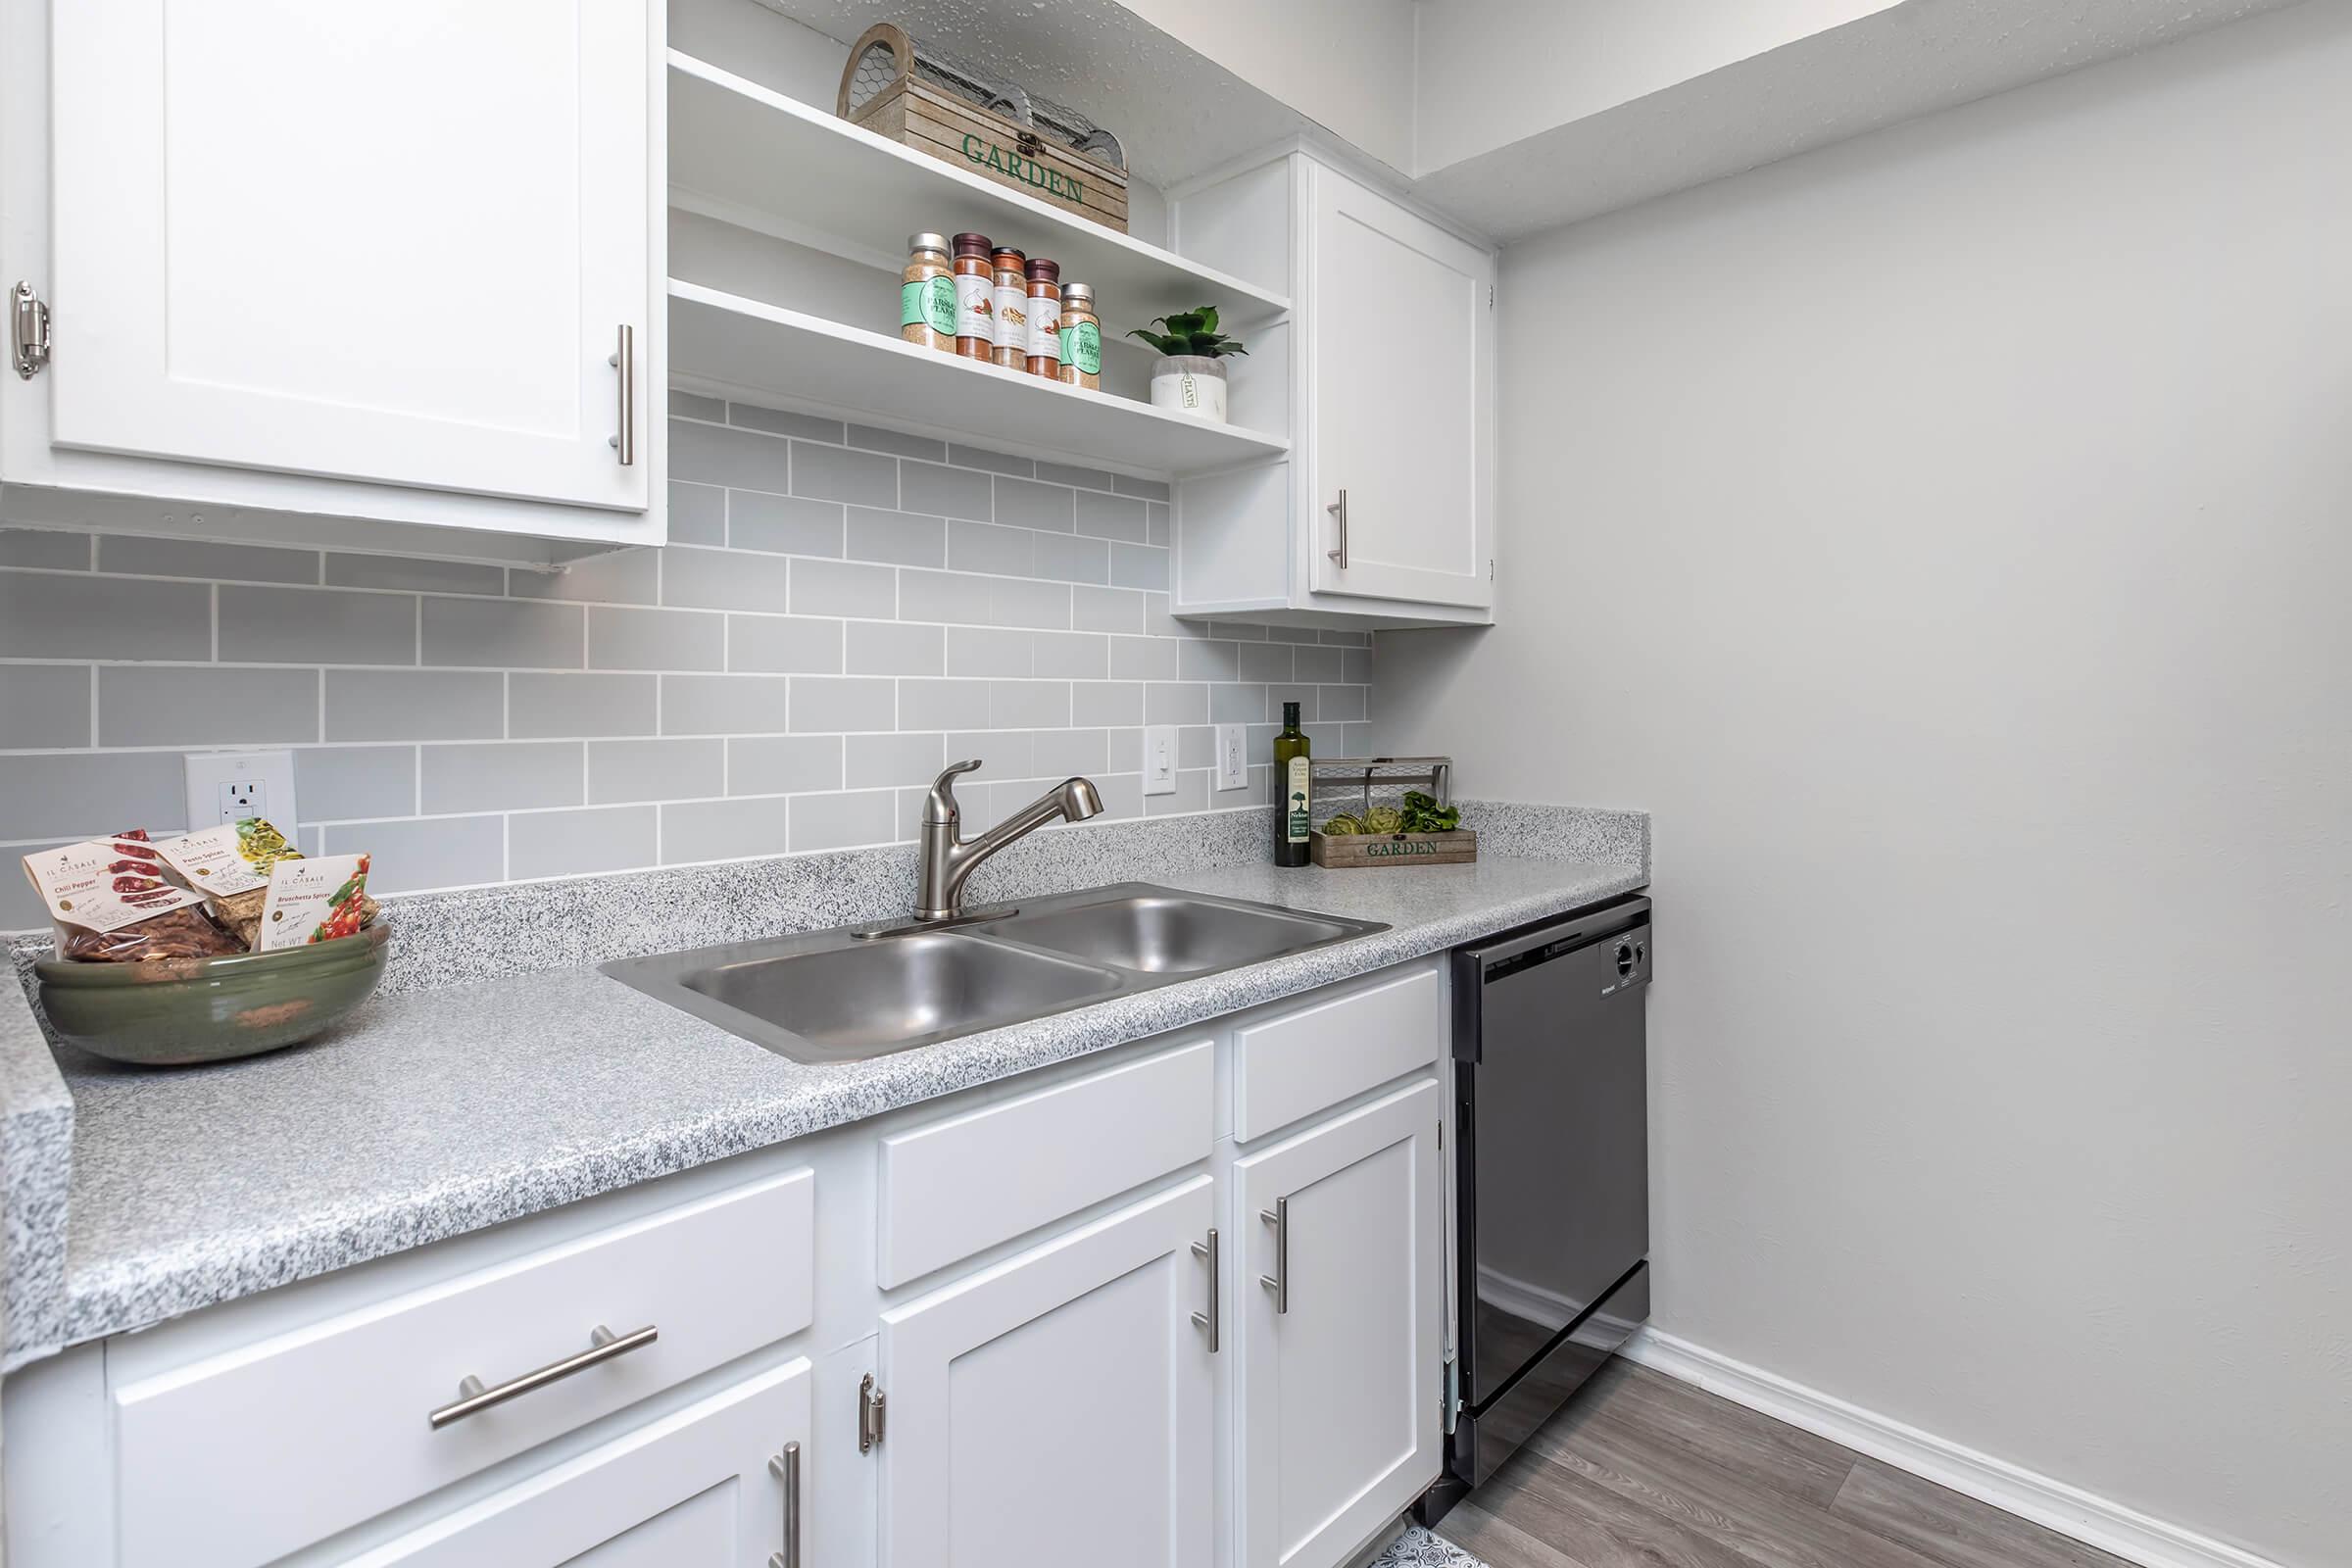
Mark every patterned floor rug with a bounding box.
[1365,1522,1489,1567]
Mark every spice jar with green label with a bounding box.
[900,233,956,352]
[1056,284,1102,389]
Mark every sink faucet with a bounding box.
[916,760,1104,921]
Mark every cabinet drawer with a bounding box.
[877,1040,1213,1288]
[112,1169,813,1568]
[1233,963,1444,1142]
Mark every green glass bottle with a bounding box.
[1273,701,1310,867]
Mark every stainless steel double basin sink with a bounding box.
[603,883,1388,1064]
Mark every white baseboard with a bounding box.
[1620,1328,2286,1568]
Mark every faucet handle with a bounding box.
[925,760,982,824]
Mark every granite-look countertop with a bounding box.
[3,801,1646,1362]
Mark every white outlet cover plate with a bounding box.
[1215,724,1248,791]
[1144,725,1178,796]
[183,750,299,834]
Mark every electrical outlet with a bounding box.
[1215,724,1248,792]
[184,750,298,833]
[1144,725,1178,796]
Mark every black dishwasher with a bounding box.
[1420,895,1652,1522]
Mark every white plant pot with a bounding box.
[1149,355,1229,423]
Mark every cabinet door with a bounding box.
[350,1359,809,1567]
[1234,1079,1444,1568]
[1307,166,1494,609]
[878,1177,1216,1568]
[48,1,651,512]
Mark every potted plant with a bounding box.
[1129,308,1247,423]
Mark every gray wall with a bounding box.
[0,398,1374,928]
[1375,5,2350,1563]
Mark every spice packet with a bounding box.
[21,831,243,961]
[256,854,372,952]
[153,818,301,949]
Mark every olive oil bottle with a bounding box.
[1273,701,1310,867]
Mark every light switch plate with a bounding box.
[1144,725,1178,796]
[183,750,298,833]
[1215,724,1248,792]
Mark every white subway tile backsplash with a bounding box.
[327,554,505,596]
[0,529,89,570]
[788,787,898,851]
[900,460,993,520]
[2,573,212,661]
[590,738,724,805]
[101,666,319,747]
[662,544,793,612]
[845,620,945,676]
[509,805,659,881]
[790,440,897,507]
[0,665,91,749]
[791,675,896,733]
[505,673,655,739]
[510,548,661,606]
[420,741,584,814]
[661,673,794,735]
[728,492,842,558]
[661,795,792,864]
[992,476,1076,532]
[590,606,726,672]
[729,735,843,796]
[422,596,582,669]
[788,559,896,619]
[331,669,508,742]
[0,399,1373,906]
[295,746,417,821]
[728,613,842,674]
[844,508,947,568]
[219,585,416,666]
[98,535,318,584]
[0,752,187,842]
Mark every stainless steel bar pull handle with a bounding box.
[766,1441,802,1568]
[1190,1227,1219,1352]
[1258,1198,1289,1315]
[1326,490,1348,569]
[609,324,636,466]
[428,1322,658,1429]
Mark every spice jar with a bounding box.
[900,233,956,352]
[1056,283,1101,389]
[951,233,994,361]
[1023,258,1061,378]
[990,247,1028,369]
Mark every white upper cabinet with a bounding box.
[2,0,662,556]
[1168,152,1495,629]
[1305,165,1494,612]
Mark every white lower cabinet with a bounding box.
[1233,1079,1446,1568]
[348,1358,810,1567]
[876,1176,1218,1568]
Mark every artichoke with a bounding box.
[1362,805,1406,835]
[1320,813,1364,836]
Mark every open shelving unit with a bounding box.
[669,281,1288,479]
[667,51,1290,330]
[664,50,1293,477]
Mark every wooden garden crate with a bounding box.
[838,24,1130,233]
[1309,830,1479,869]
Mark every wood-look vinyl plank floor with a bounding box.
[1444,1362,2142,1568]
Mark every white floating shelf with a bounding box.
[667,50,1290,332]
[669,281,1289,479]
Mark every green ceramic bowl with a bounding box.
[34,922,391,1066]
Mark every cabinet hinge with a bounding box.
[1488,284,1494,310]
[11,281,50,379]
[858,1373,887,1452]
[1488,559,1494,582]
